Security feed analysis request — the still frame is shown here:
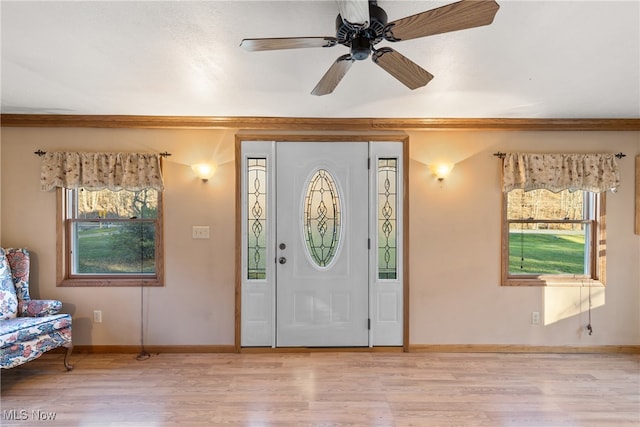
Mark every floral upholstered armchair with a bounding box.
[0,248,73,370]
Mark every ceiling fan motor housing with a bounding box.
[336,3,388,60]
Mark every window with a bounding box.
[57,187,164,286]
[303,169,342,269]
[499,152,618,287]
[246,158,267,280]
[377,158,397,280]
[502,188,605,286]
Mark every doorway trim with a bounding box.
[234,133,410,351]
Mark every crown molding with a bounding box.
[2,114,640,131]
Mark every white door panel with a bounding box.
[240,142,275,347]
[276,142,369,347]
[369,144,404,346]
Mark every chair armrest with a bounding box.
[19,299,62,317]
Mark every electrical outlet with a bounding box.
[192,225,210,239]
[531,311,540,325]
[93,310,102,323]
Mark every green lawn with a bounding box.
[76,226,155,274]
[77,229,584,276]
[509,232,585,275]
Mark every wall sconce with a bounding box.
[191,163,216,182]
[429,163,454,183]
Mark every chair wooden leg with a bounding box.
[63,344,74,371]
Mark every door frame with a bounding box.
[234,133,410,351]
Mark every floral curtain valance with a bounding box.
[502,153,620,193]
[40,152,164,192]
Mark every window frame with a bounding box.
[56,188,165,287]
[501,189,606,287]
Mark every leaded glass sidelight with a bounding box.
[303,169,342,268]
[247,158,267,279]
[378,159,397,279]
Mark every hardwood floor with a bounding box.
[1,351,638,426]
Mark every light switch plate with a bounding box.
[192,226,210,239]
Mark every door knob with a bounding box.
[279,243,286,250]
[278,257,287,264]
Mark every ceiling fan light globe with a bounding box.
[336,0,370,28]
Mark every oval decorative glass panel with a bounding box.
[303,169,342,268]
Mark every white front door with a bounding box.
[240,139,404,348]
[276,142,369,347]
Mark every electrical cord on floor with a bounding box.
[586,280,593,335]
[136,282,152,361]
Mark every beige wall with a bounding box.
[1,127,639,347]
[0,135,2,243]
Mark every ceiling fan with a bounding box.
[240,0,500,96]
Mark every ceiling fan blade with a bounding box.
[384,0,500,42]
[240,37,338,51]
[336,0,370,27]
[311,54,355,96]
[372,47,434,90]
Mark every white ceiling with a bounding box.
[1,1,639,118]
